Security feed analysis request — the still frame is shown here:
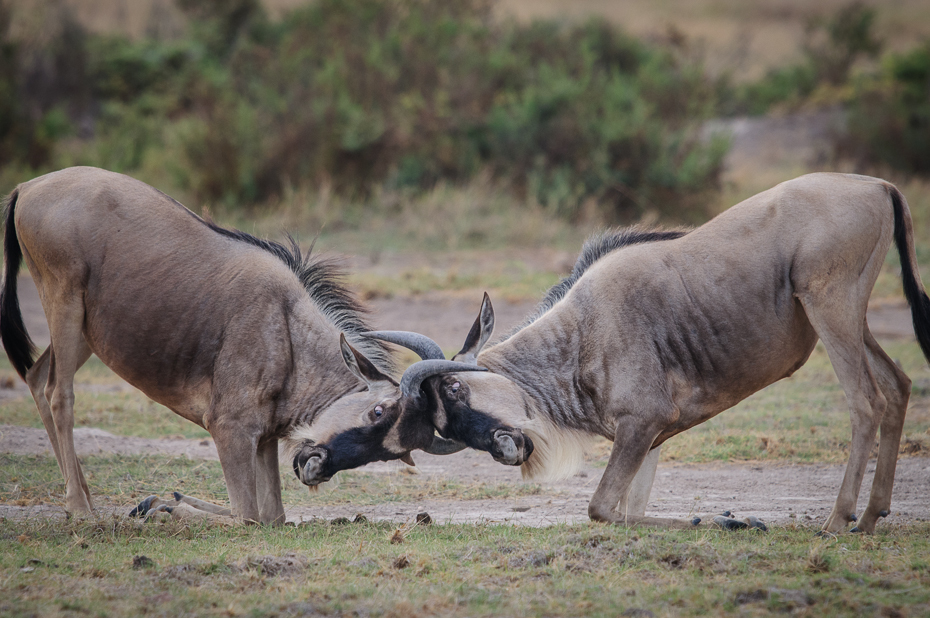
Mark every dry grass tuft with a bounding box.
[805,543,832,573]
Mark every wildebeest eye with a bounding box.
[450,381,460,394]
[373,405,384,417]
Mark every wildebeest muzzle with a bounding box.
[292,444,331,486]
[489,428,534,466]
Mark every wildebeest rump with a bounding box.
[364,173,930,534]
[0,167,480,524]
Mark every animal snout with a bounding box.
[491,429,531,465]
[293,446,330,486]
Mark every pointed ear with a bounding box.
[340,333,397,390]
[453,292,494,364]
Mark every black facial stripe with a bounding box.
[441,401,511,452]
[311,404,434,477]
[315,427,393,477]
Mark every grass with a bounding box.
[0,453,544,510]
[347,261,563,303]
[1,514,928,617]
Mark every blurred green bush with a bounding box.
[0,0,726,221]
[719,1,882,116]
[836,41,930,175]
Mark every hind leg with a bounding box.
[800,297,886,533]
[624,445,659,518]
[43,294,95,514]
[854,329,911,533]
[26,349,63,469]
[26,344,94,507]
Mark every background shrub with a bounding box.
[0,0,726,222]
[836,42,930,175]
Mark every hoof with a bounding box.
[850,526,861,533]
[691,517,702,526]
[879,510,889,518]
[129,495,158,518]
[713,515,748,530]
[144,504,173,522]
[744,516,767,531]
[173,491,183,501]
[849,513,857,522]
[721,510,731,517]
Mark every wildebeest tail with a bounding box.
[1,188,37,379]
[890,185,930,363]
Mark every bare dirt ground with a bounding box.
[1,274,927,529]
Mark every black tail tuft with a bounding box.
[890,186,930,363]
[1,189,36,379]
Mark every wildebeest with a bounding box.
[0,167,480,524]
[363,173,930,533]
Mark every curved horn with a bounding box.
[399,359,486,398]
[362,331,445,361]
[423,434,467,455]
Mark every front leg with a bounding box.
[589,415,765,530]
[256,438,285,525]
[588,414,675,525]
[211,421,261,523]
[624,445,660,518]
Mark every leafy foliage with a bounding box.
[720,1,882,116]
[837,41,930,175]
[0,0,725,221]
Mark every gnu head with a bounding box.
[363,292,535,468]
[288,333,486,487]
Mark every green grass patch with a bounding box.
[0,454,544,510]
[1,515,928,617]
[0,390,210,441]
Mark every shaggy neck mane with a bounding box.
[500,226,689,342]
[206,222,394,373]
[154,190,396,374]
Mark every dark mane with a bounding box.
[501,227,689,341]
[203,221,395,373]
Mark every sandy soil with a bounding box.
[1,275,927,529]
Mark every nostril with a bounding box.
[296,450,327,484]
[495,433,519,461]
